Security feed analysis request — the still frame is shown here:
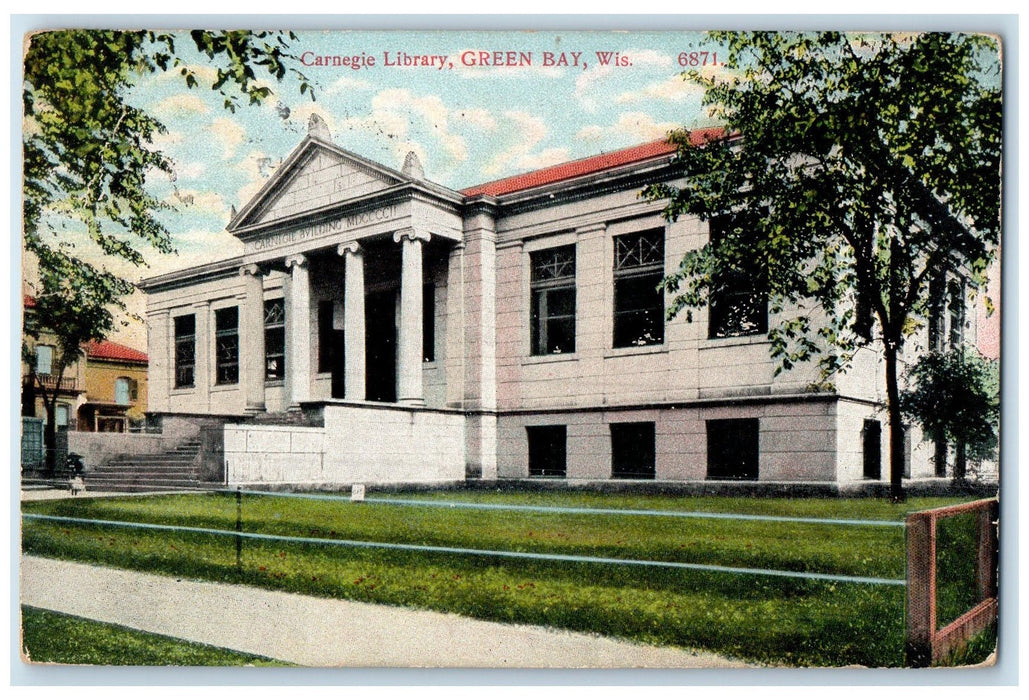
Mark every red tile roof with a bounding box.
[460,129,727,198]
[84,340,148,364]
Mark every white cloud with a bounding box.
[173,161,206,180]
[209,117,246,160]
[481,111,555,177]
[148,129,185,151]
[623,49,673,68]
[147,228,243,278]
[453,108,497,132]
[163,188,229,219]
[322,75,373,96]
[234,150,274,209]
[615,65,726,105]
[153,93,210,117]
[575,112,679,146]
[574,65,615,111]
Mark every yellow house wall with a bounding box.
[84,359,149,419]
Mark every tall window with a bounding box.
[708,215,768,339]
[173,315,195,388]
[948,279,966,349]
[215,306,239,385]
[264,298,286,381]
[613,230,665,347]
[115,377,131,405]
[55,404,69,429]
[928,274,946,351]
[530,245,576,355]
[35,345,53,375]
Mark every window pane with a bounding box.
[614,272,664,347]
[530,249,576,356]
[264,299,286,381]
[55,404,68,427]
[708,215,768,339]
[215,307,239,385]
[115,378,130,405]
[35,345,53,375]
[614,230,664,271]
[173,315,195,388]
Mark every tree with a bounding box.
[901,348,999,483]
[644,32,1001,501]
[22,30,311,471]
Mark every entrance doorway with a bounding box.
[863,419,882,479]
[365,289,397,402]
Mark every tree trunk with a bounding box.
[884,343,906,502]
[954,442,968,483]
[43,397,57,476]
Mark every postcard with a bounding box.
[18,25,1004,672]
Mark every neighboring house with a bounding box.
[140,120,986,488]
[78,340,149,433]
[22,296,149,434]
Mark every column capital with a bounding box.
[239,263,262,278]
[394,228,431,245]
[337,241,363,257]
[285,253,308,270]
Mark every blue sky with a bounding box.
[126,30,723,277]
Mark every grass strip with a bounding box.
[22,492,930,666]
[20,606,289,666]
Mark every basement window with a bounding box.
[610,422,656,479]
[527,425,567,478]
[706,418,759,480]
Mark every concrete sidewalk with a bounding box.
[20,555,754,668]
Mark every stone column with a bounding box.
[190,300,211,412]
[240,264,266,414]
[339,242,366,401]
[394,228,431,405]
[285,254,311,408]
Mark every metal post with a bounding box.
[235,487,242,570]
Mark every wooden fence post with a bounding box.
[906,511,935,668]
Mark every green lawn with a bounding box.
[21,490,981,667]
[21,606,288,666]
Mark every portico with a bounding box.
[220,124,463,411]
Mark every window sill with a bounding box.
[604,344,668,359]
[702,334,768,350]
[170,387,194,395]
[521,353,579,366]
[423,361,438,369]
[265,380,285,388]
[211,383,239,393]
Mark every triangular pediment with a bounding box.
[229,137,405,232]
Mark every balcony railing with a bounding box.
[34,374,78,392]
